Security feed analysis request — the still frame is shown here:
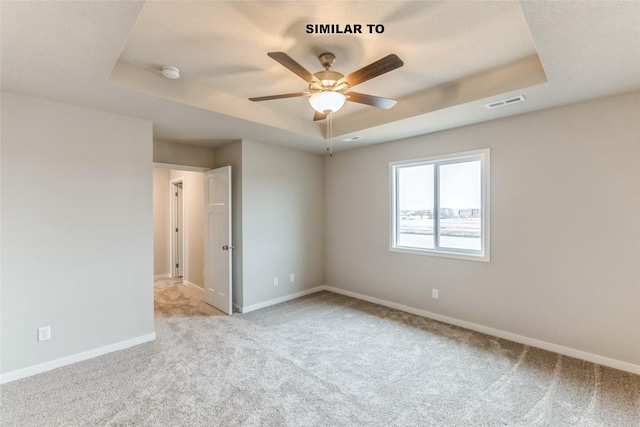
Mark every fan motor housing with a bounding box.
[312,70,345,91]
[318,52,335,69]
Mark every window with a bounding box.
[390,149,489,261]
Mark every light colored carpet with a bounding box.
[153,278,226,318]
[1,288,639,426]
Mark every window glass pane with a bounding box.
[397,164,434,249]
[438,160,481,250]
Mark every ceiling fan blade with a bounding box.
[340,54,404,88]
[346,92,398,109]
[313,111,327,121]
[268,52,319,83]
[249,92,309,102]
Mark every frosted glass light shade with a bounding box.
[309,91,346,113]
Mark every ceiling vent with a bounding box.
[342,136,362,142]
[485,95,526,109]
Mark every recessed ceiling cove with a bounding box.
[109,1,546,141]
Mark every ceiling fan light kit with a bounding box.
[309,91,346,113]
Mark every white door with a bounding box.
[204,166,232,314]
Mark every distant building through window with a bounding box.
[390,149,490,261]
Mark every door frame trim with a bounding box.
[170,178,185,279]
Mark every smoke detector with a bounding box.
[161,66,180,79]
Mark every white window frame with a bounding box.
[390,149,490,262]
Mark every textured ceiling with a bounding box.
[2,1,639,153]
[120,2,536,98]
[112,0,544,139]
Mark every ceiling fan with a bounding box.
[249,51,404,121]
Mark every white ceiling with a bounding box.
[2,1,639,153]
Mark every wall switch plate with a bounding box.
[432,289,439,299]
[290,274,295,282]
[274,277,279,287]
[38,326,51,342]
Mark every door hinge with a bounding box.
[176,228,179,232]
[176,263,179,268]
[175,192,178,197]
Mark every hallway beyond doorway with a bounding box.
[154,278,225,317]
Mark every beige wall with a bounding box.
[4,88,637,379]
[153,168,170,277]
[241,140,324,308]
[324,91,640,366]
[0,92,154,375]
[153,139,215,169]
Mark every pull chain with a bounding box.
[326,110,333,157]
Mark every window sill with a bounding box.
[390,246,490,262]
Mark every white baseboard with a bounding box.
[154,274,171,280]
[0,332,156,385]
[323,285,640,376]
[240,286,326,314]
[183,280,204,291]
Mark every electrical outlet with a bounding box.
[38,326,51,342]
[432,289,439,299]
[274,277,279,287]
[290,273,295,282]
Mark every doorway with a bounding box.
[152,166,206,286]
[152,165,231,317]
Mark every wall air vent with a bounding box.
[485,95,526,109]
